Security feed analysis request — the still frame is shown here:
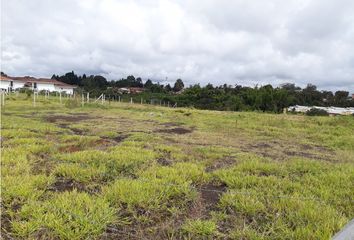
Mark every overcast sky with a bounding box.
[2,0,354,90]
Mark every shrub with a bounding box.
[65,98,81,108]
[306,108,329,116]
[18,88,33,97]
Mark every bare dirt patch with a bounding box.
[47,178,100,194]
[284,150,328,160]
[45,113,92,123]
[199,183,227,209]
[58,145,82,153]
[160,122,184,127]
[57,123,86,135]
[157,158,172,166]
[1,213,13,240]
[206,157,235,172]
[111,134,130,143]
[189,183,227,219]
[249,142,272,149]
[48,178,86,192]
[156,127,193,135]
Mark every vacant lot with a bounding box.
[1,95,354,239]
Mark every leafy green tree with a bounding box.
[144,79,153,89]
[173,79,184,92]
[165,84,172,92]
[334,91,349,106]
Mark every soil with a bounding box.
[1,214,12,240]
[57,123,86,135]
[58,145,82,153]
[160,122,183,127]
[189,183,227,219]
[199,183,227,209]
[157,158,172,166]
[45,113,92,123]
[156,127,193,135]
[111,134,130,143]
[47,178,86,192]
[249,142,272,149]
[206,156,235,172]
[284,150,326,160]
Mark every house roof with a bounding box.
[0,75,14,81]
[0,75,76,88]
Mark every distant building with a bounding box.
[0,74,76,94]
[117,87,145,94]
[128,87,144,94]
[288,105,354,116]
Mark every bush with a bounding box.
[65,98,80,108]
[306,108,329,116]
[18,88,33,97]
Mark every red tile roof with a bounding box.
[0,75,14,81]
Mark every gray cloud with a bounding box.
[1,0,354,91]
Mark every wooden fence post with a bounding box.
[33,92,36,107]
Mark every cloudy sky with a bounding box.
[2,0,354,90]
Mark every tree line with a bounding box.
[52,71,354,113]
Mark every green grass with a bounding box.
[1,93,353,239]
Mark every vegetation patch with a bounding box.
[1,96,353,239]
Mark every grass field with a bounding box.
[1,94,354,239]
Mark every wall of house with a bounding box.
[0,80,10,90]
[0,80,25,90]
[34,83,56,92]
[54,86,74,94]
[1,80,74,94]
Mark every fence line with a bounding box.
[4,91,180,109]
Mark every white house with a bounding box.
[288,105,354,116]
[0,75,76,94]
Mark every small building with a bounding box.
[0,74,76,94]
[288,105,354,116]
[128,87,144,94]
[117,87,145,94]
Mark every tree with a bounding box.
[173,79,184,92]
[81,75,108,92]
[144,79,153,89]
[165,84,172,92]
[136,77,143,86]
[127,75,135,81]
[334,91,349,107]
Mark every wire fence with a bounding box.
[1,90,179,109]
